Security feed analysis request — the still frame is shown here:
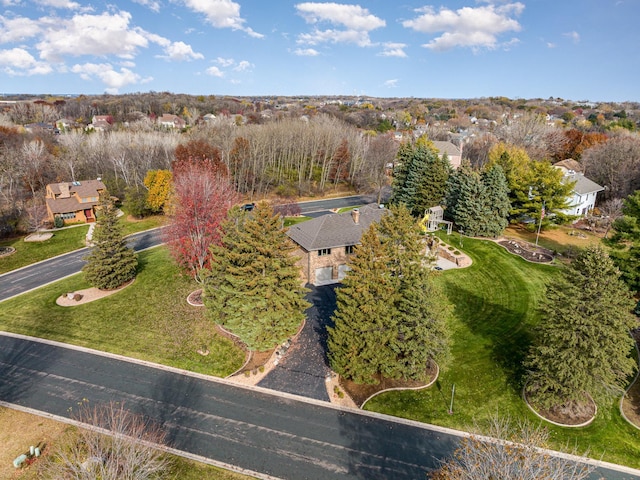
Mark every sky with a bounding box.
[1,0,639,101]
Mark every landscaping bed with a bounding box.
[497,239,554,263]
[340,361,438,407]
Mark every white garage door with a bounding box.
[314,266,333,285]
[337,264,351,280]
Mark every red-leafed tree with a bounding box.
[164,160,239,283]
[173,139,227,177]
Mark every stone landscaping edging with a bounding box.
[223,318,307,382]
[522,386,597,428]
[360,362,440,409]
[0,246,16,257]
[619,342,640,431]
[186,289,204,307]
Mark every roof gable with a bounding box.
[287,204,387,251]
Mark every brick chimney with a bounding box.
[351,208,360,224]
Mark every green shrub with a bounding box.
[54,216,64,228]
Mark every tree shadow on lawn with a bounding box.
[447,283,534,391]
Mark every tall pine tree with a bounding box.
[480,164,511,237]
[328,205,451,384]
[327,224,399,384]
[391,142,450,217]
[525,246,637,408]
[204,202,310,351]
[82,195,138,290]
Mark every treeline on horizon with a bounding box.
[1,91,639,239]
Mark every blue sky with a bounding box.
[1,0,638,101]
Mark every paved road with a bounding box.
[297,191,390,217]
[0,228,164,302]
[1,333,637,480]
[259,285,337,400]
[0,333,461,480]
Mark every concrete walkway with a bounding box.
[259,285,337,401]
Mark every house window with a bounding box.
[61,212,76,220]
[345,245,355,254]
[318,248,331,256]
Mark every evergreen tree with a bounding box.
[82,195,138,290]
[328,204,451,383]
[327,224,399,384]
[204,202,310,351]
[480,164,511,237]
[525,246,637,408]
[445,162,487,237]
[391,141,450,217]
[609,190,640,293]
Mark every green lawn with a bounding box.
[0,247,244,377]
[0,226,89,274]
[0,215,165,275]
[365,237,640,468]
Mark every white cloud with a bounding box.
[0,16,42,43]
[0,47,53,75]
[36,11,150,62]
[132,0,161,13]
[1,0,22,6]
[71,62,151,93]
[379,42,407,58]
[293,48,320,56]
[216,57,235,67]
[384,79,398,88]
[403,3,524,51]
[33,0,81,9]
[233,60,252,72]
[206,65,224,77]
[295,2,385,47]
[563,31,580,44]
[546,42,556,48]
[163,41,204,61]
[182,0,263,38]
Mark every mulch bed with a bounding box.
[240,350,275,373]
[498,240,554,263]
[524,389,596,426]
[339,362,438,407]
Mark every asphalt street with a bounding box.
[0,227,164,302]
[0,333,461,480]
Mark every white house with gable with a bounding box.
[553,159,604,216]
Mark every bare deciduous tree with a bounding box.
[41,401,172,480]
[431,416,594,480]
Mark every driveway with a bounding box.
[259,285,337,401]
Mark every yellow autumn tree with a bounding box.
[144,169,173,214]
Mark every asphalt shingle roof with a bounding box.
[564,173,604,195]
[287,203,387,251]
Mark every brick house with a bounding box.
[157,114,186,129]
[286,204,387,286]
[45,179,106,224]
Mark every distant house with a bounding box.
[89,115,112,131]
[432,141,462,169]
[157,114,186,129]
[45,179,106,224]
[286,204,387,286]
[553,160,604,216]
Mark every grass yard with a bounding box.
[364,237,640,468]
[0,214,166,275]
[0,226,89,274]
[0,407,254,479]
[0,247,245,377]
[504,223,603,255]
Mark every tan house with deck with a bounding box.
[45,179,106,224]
